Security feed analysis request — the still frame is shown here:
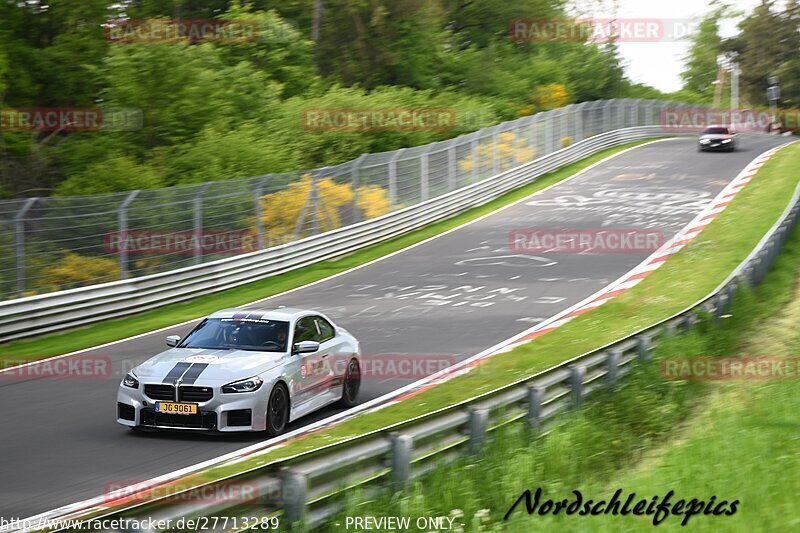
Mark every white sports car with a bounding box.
[117,307,361,435]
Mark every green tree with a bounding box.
[680,5,727,101]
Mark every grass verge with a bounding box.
[1,139,657,364]
[322,200,800,532]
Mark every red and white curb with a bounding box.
[494,144,782,349]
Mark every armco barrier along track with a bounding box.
[11,140,797,532]
[0,125,672,343]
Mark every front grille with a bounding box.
[144,384,175,401]
[227,409,252,427]
[140,408,217,430]
[179,386,213,402]
[118,402,135,421]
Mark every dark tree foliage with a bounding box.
[0,0,663,197]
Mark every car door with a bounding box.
[312,316,340,398]
[291,316,326,409]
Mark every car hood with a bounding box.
[699,133,733,140]
[133,348,288,383]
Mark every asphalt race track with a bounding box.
[0,135,791,518]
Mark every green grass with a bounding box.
[319,201,800,532]
[0,139,656,365]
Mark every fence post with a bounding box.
[309,170,322,235]
[607,349,621,390]
[193,183,211,266]
[13,197,37,297]
[281,468,308,527]
[491,131,499,175]
[350,154,367,223]
[468,407,488,455]
[526,383,544,432]
[117,190,140,279]
[570,365,586,408]
[447,142,457,191]
[253,175,271,250]
[390,432,413,492]
[470,136,479,182]
[545,115,553,154]
[388,149,405,210]
[420,147,430,202]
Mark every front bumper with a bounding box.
[699,141,734,151]
[117,381,269,432]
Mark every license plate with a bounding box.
[155,401,197,415]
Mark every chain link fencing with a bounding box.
[0,99,696,300]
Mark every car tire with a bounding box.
[338,358,361,408]
[265,382,289,437]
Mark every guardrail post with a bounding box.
[526,383,544,432]
[714,292,729,321]
[390,432,413,492]
[253,175,270,250]
[468,407,488,455]
[570,365,586,408]
[281,468,308,527]
[606,349,621,390]
[637,335,653,362]
[13,197,37,297]
[420,148,430,202]
[193,182,211,266]
[679,312,696,332]
[117,190,140,279]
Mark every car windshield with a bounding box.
[702,127,730,134]
[179,318,290,352]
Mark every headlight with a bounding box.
[222,376,263,393]
[122,372,139,389]
[721,139,731,143]
[699,139,710,144]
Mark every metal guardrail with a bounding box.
[0,99,688,301]
[0,125,670,342]
[80,148,799,532]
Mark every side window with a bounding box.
[293,317,317,344]
[314,317,335,342]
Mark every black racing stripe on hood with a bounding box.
[163,362,192,384]
[180,363,209,385]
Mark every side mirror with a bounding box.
[293,340,319,354]
[165,335,181,347]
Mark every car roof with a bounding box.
[208,307,318,321]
